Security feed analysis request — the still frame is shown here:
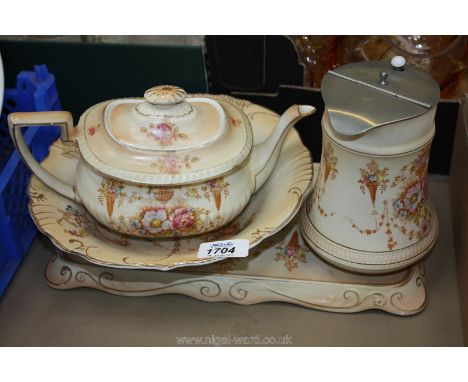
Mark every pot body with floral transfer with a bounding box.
[74,158,252,238]
[300,57,440,273]
[9,85,315,238]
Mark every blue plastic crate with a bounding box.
[0,64,62,297]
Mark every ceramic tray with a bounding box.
[29,96,313,270]
[46,216,427,315]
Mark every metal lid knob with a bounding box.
[379,71,388,85]
[144,85,187,105]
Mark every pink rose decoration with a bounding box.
[164,154,183,174]
[170,207,195,232]
[208,178,222,189]
[149,123,176,146]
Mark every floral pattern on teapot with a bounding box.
[140,121,188,147]
[87,123,101,136]
[126,205,211,237]
[98,179,143,217]
[96,175,232,238]
[150,153,200,174]
[228,116,242,127]
[185,178,230,211]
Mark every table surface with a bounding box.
[0,177,464,346]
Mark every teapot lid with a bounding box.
[321,56,440,136]
[77,85,253,185]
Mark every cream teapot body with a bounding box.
[73,155,254,238]
[9,86,315,238]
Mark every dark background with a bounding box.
[0,36,459,174]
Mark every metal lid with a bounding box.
[321,57,440,136]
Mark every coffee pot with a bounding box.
[300,56,440,273]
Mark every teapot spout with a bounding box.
[251,104,316,193]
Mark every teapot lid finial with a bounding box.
[136,85,193,119]
[144,85,187,105]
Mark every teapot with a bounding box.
[300,57,440,273]
[9,85,315,238]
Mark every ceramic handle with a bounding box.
[8,111,79,202]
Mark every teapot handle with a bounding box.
[8,111,79,202]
